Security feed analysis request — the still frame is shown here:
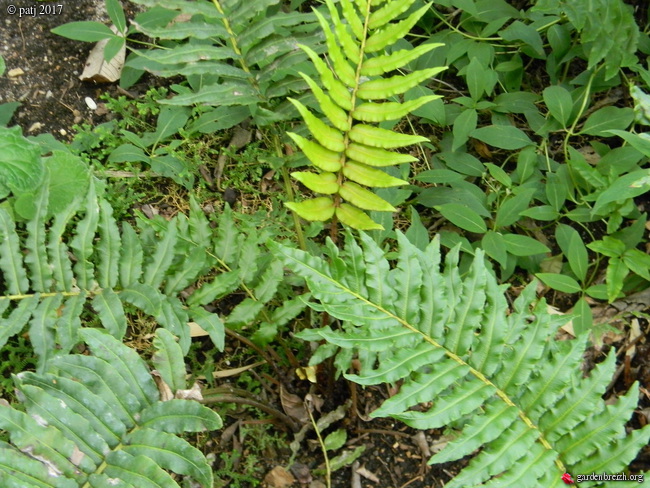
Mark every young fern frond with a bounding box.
[286,0,446,230]
[0,177,301,370]
[0,328,222,488]
[271,233,650,487]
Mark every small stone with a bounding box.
[7,68,24,78]
[46,90,53,98]
[59,129,67,136]
[84,97,97,110]
[28,122,43,133]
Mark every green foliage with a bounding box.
[0,328,222,487]
[124,0,323,128]
[286,0,446,230]
[272,233,650,487]
[0,126,90,217]
[0,174,301,369]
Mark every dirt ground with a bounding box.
[1,1,650,487]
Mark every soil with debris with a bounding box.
[0,0,135,137]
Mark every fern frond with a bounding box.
[1,329,221,487]
[127,0,323,128]
[287,0,445,229]
[271,233,650,487]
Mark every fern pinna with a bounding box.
[271,233,650,487]
[286,0,445,230]
[0,328,221,487]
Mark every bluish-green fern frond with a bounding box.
[271,233,650,487]
[127,0,324,128]
[0,328,221,487]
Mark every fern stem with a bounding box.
[306,399,332,488]
[0,291,81,301]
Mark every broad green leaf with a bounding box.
[535,273,582,294]
[606,129,650,157]
[494,188,535,228]
[45,151,91,217]
[567,232,589,282]
[106,0,127,33]
[482,231,508,268]
[452,108,477,151]
[323,429,347,451]
[587,236,626,258]
[437,204,487,233]
[484,163,511,188]
[592,169,650,215]
[154,106,191,142]
[471,125,533,150]
[0,126,43,192]
[622,249,650,281]
[572,297,593,335]
[543,85,573,126]
[579,107,634,136]
[520,205,559,221]
[51,21,116,42]
[546,171,567,211]
[405,207,429,251]
[108,144,148,163]
[606,257,628,303]
[503,234,550,256]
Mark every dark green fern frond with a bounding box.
[271,233,650,487]
[127,0,324,128]
[0,328,221,487]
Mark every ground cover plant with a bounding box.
[0,0,649,486]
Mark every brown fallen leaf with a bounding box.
[264,466,295,488]
[151,370,174,401]
[280,386,309,424]
[79,25,125,83]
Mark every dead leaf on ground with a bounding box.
[79,25,125,83]
[264,466,295,488]
[175,382,203,401]
[280,386,309,424]
[151,370,174,401]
